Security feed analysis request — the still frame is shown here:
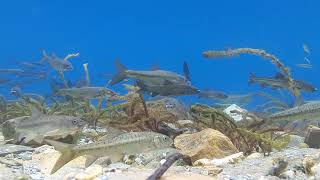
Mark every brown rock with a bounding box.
[174,128,238,163]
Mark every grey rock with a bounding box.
[305,126,320,148]
[287,135,307,148]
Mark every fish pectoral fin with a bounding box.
[85,155,100,168]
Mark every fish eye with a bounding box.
[72,119,78,125]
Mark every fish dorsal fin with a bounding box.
[85,155,100,168]
[183,61,191,82]
[274,73,286,79]
[31,107,43,119]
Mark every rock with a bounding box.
[246,152,263,160]
[194,152,244,167]
[62,165,103,180]
[174,128,238,163]
[312,163,320,179]
[176,120,194,127]
[123,155,135,165]
[267,158,288,177]
[94,157,112,167]
[16,151,33,161]
[105,163,130,172]
[223,104,249,122]
[303,153,320,176]
[0,144,34,157]
[287,135,308,148]
[279,169,297,179]
[305,125,320,148]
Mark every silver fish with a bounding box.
[109,60,189,86]
[46,132,173,174]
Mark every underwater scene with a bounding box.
[0,1,320,180]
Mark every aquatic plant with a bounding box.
[190,103,289,154]
[203,48,302,105]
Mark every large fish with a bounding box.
[249,73,317,92]
[1,108,85,145]
[41,51,73,72]
[269,102,320,135]
[57,87,116,99]
[46,132,173,174]
[136,80,200,97]
[109,60,189,86]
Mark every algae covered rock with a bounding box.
[174,128,238,163]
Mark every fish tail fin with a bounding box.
[248,73,256,84]
[40,50,49,63]
[108,60,128,86]
[135,80,146,94]
[45,139,76,174]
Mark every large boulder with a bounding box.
[174,128,238,163]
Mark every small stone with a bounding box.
[246,152,263,160]
[84,165,103,179]
[94,157,112,167]
[123,154,135,165]
[279,169,296,179]
[202,166,223,176]
[268,158,288,177]
[160,159,166,165]
[177,120,194,127]
[174,128,238,163]
[312,163,320,179]
[105,163,130,172]
[17,151,33,161]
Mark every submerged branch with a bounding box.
[203,48,302,105]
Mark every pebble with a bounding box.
[246,152,263,160]
[17,151,32,161]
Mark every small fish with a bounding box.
[295,63,312,69]
[1,107,85,145]
[249,73,317,92]
[198,90,228,100]
[0,78,10,85]
[46,131,173,174]
[18,61,45,70]
[136,80,200,97]
[41,50,73,72]
[0,69,46,79]
[109,60,189,86]
[303,43,311,55]
[57,87,116,99]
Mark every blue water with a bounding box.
[0,1,319,108]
